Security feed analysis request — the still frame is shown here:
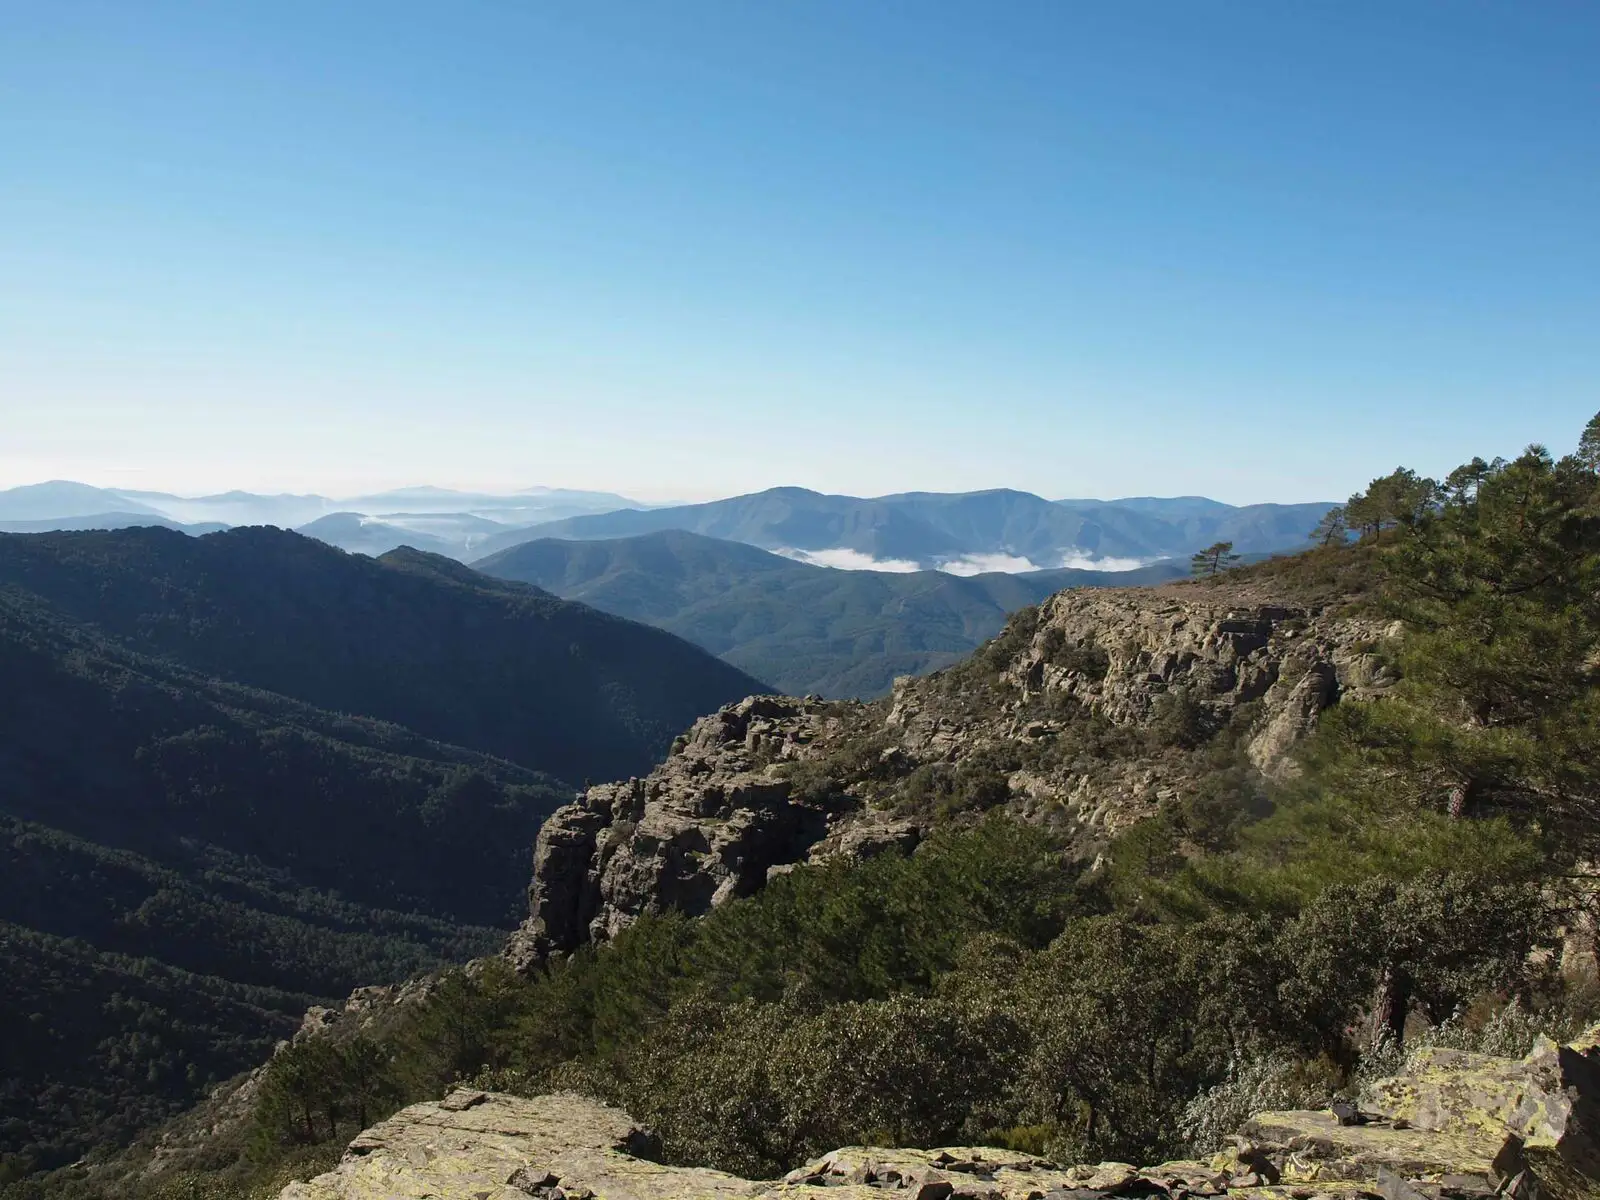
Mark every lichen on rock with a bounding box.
[280,1028,1600,1200]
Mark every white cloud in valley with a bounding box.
[938,551,1150,575]
[1051,552,1148,572]
[937,553,1042,576]
[774,547,924,572]
[777,546,1153,575]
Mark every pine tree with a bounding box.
[1578,410,1600,472]
[1190,541,1240,577]
[1320,436,1600,842]
[1309,507,1348,547]
[1345,468,1438,542]
[338,1037,397,1130]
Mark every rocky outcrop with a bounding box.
[281,1030,1600,1200]
[507,580,1396,968]
[505,694,867,964]
[881,587,1394,839]
[279,1090,749,1200]
[993,589,1394,780]
[276,1089,1280,1200]
[1360,1033,1600,1194]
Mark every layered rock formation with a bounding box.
[507,580,1393,966]
[891,586,1393,831]
[505,694,863,964]
[998,588,1392,779]
[281,1029,1600,1200]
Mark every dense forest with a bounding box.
[0,528,765,1181]
[0,527,764,782]
[33,415,1595,1200]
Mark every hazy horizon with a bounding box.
[0,475,1339,509]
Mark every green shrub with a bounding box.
[1039,628,1112,680]
[1147,687,1213,750]
[1179,1052,1337,1155]
[611,991,1028,1177]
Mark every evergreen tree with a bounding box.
[1345,468,1438,542]
[1321,437,1600,843]
[1309,507,1348,547]
[338,1038,397,1130]
[252,1040,341,1145]
[1579,410,1600,472]
[1190,542,1240,577]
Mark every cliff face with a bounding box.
[507,578,1394,965]
[894,585,1392,829]
[281,1027,1600,1200]
[503,694,864,966]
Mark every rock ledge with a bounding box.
[282,1029,1600,1200]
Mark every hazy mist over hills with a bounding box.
[478,487,1334,571]
[1,482,641,529]
[0,480,1336,574]
[0,483,650,559]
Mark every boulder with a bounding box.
[1362,1029,1600,1199]
[1237,1109,1501,1182]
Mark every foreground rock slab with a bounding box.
[283,1030,1600,1200]
[279,1090,752,1200]
[1238,1109,1499,1183]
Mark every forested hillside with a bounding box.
[475,529,1187,695]
[104,415,1600,1200]
[0,528,764,782]
[0,528,763,1182]
[0,589,570,1177]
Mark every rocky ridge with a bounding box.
[281,1026,1600,1200]
[508,580,1393,963]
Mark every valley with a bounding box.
[0,527,759,1177]
[474,529,1192,696]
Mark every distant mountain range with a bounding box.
[0,481,645,558]
[0,480,1336,572]
[476,529,1192,696]
[0,481,174,521]
[110,483,646,528]
[476,487,1335,571]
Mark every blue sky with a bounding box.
[3,2,1597,503]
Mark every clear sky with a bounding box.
[3,2,1597,503]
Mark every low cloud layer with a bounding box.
[938,553,1042,576]
[1049,552,1149,572]
[777,545,1151,576]
[775,546,924,572]
[940,551,1150,575]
